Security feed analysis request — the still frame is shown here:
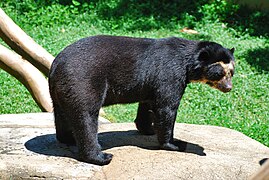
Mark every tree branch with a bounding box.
[0,8,54,76]
[0,44,53,112]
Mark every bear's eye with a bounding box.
[205,64,225,81]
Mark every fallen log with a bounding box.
[0,44,53,112]
[0,8,54,76]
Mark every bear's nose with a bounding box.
[217,81,232,93]
[223,83,232,93]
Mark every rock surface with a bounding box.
[0,113,268,179]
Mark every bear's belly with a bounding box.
[103,88,152,106]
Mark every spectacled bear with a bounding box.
[49,35,235,165]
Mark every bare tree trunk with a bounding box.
[0,8,54,76]
[0,44,53,112]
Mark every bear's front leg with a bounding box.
[153,86,183,151]
[154,104,180,151]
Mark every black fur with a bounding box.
[49,35,235,165]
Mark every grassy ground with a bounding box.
[0,1,268,147]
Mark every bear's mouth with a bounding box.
[206,77,232,93]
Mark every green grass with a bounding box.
[0,1,268,147]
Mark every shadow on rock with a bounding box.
[24,134,78,159]
[24,130,206,159]
[99,130,206,156]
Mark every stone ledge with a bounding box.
[0,113,268,179]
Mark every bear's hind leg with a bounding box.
[72,110,113,165]
[69,82,112,165]
[54,103,76,145]
[135,102,155,135]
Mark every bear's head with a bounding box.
[191,42,235,93]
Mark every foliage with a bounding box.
[0,0,268,147]
[1,0,269,35]
[199,0,239,21]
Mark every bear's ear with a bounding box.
[230,48,235,54]
[198,49,210,62]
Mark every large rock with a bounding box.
[0,113,268,179]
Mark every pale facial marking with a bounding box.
[191,60,235,93]
[206,61,234,92]
[212,61,234,77]
[191,60,234,83]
